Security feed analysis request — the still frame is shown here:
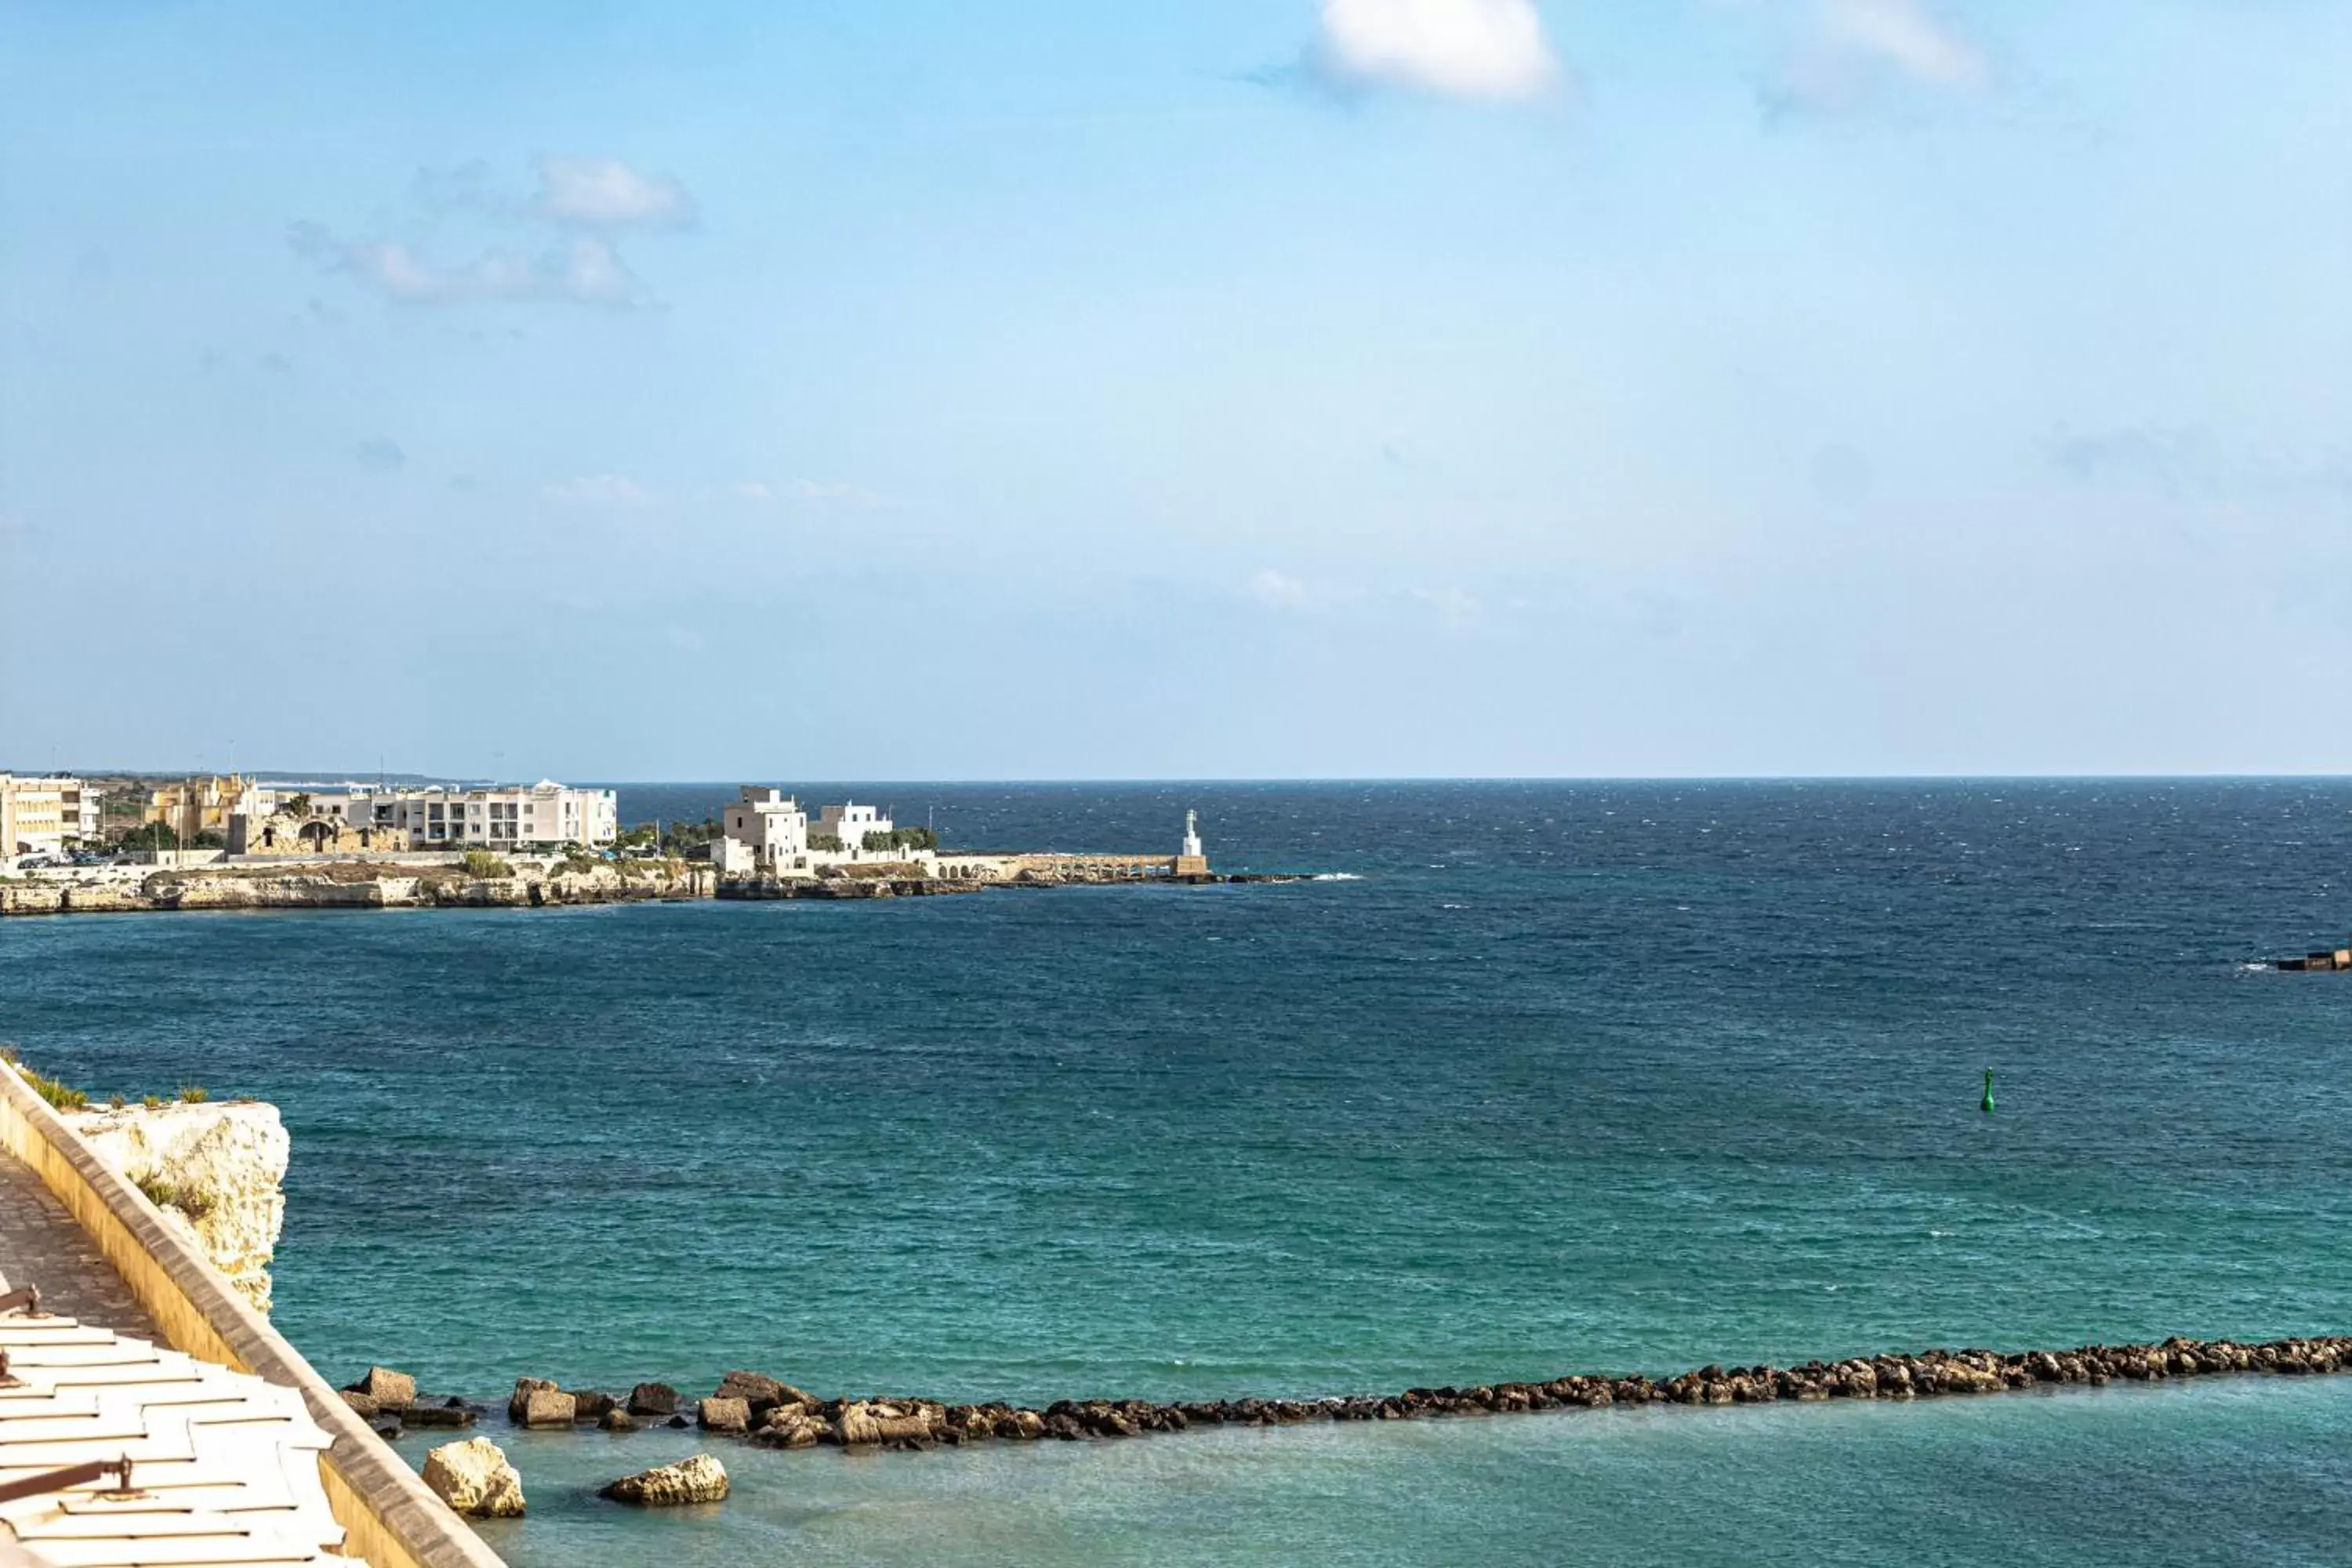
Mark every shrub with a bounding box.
[178,1085,209,1104]
[134,1172,217,1221]
[462,849,514,880]
[9,1054,89,1112]
[107,1094,126,1110]
[142,1095,163,1111]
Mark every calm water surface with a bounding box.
[5,780,2351,1565]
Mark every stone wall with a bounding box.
[61,1101,289,1312]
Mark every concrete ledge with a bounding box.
[0,1065,504,1568]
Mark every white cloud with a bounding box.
[1820,0,1987,89]
[290,224,650,310]
[1769,0,1989,111]
[1311,0,1562,101]
[529,158,697,230]
[542,474,660,507]
[1248,569,1314,611]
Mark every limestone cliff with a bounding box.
[64,1101,289,1312]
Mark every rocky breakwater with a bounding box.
[64,1098,289,1312]
[464,1338,2352,1464]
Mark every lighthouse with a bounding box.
[1175,808,1208,878]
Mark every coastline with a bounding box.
[0,854,1300,918]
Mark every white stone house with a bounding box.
[722,787,811,872]
[813,801,894,857]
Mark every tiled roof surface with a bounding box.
[0,1302,361,1567]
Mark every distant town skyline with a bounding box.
[5,2,2348,779]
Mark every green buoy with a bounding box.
[1980,1068,1997,1116]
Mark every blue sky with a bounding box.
[4,1,2349,779]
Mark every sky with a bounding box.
[3,0,2350,781]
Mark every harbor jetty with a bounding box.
[2267,939,2352,971]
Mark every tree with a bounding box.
[116,822,181,853]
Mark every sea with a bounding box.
[5,779,2352,1566]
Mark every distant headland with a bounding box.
[0,775,1299,917]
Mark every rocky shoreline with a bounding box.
[347,1335,2352,1457]
[2,858,1300,916]
[0,860,713,916]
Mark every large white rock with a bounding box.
[423,1436,527,1519]
[600,1453,730,1507]
[64,1101,289,1312]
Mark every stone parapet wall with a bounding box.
[0,1063,506,1568]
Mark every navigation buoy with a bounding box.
[1980,1068,1997,1116]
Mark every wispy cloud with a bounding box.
[723,478,895,509]
[542,474,660,507]
[416,156,699,231]
[531,158,696,230]
[2049,425,2352,501]
[289,223,650,309]
[293,155,688,310]
[1766,0,1990,115]
[1302,0,1563,102]
[1248,568,1315,611]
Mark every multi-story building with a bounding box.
[146,775,254,841]
[0,775,102,858]
[233,781,618,853]
[721,788,809,869]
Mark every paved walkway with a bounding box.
[0,1152,361,1564]
[0,1153,160,1341]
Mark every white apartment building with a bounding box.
[0,775,101,858]
[722,788,810,869]
[241,781,617,851]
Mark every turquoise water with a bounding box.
[6,780,2352,1563]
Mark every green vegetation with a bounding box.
[865,826,938,853]
[115,823,223,853]
[133,1171,217,1221]
[107,1094,126,1110]
[177,1085,209,1105]
[115,822,180,852]
[809,833,845,852]
[142,1096,163,1111]
[462,849,514,879]
[24,1067,88,1112]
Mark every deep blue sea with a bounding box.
[7,780,2352,1565]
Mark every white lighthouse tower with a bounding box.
[1175,808,1207,877]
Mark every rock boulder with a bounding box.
[601,1453,729,1507]
[422,1437,526,1519]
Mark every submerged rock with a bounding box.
[423,1436,526,1519]
[509,1380,575,1428]
[698,1396,751,1435]
[626,1382,680,1417]
[601,1452,729,1507]
[350,1367,416,1407]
